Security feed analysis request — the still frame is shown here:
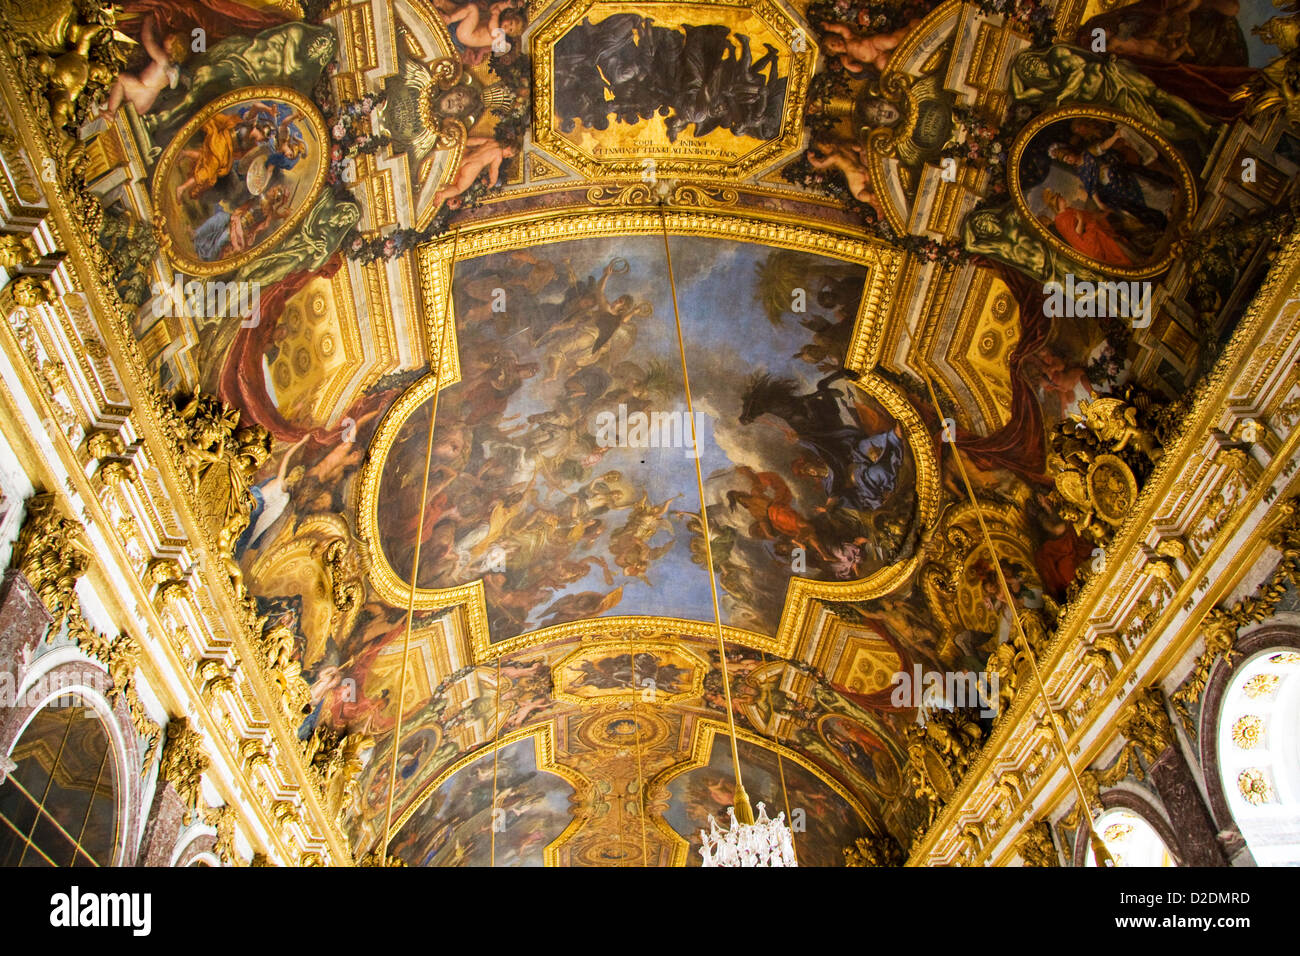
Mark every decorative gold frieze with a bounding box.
[586,183,740,208]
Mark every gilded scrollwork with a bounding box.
[920,708,984,780]
[1115,686,1175,763]
[305,725,374,825]
[586,183,740,208]
[904,723,948,840]
[202,804,241,866]
[1015,821,1060,867]
[257,616,312,721]
[321,538,362,614]
[160,715,209,824]
[844,831,906,866]
[10,491,87,630]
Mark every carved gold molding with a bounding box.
[910,226,1300,865]
[0,45,350,864]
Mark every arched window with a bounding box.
[0,699,119,866]
[1084,807,1175,867]
[1215,648,1300,865]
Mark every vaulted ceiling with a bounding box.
[81,0,1299,863]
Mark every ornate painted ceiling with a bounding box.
[20,0,1298,864]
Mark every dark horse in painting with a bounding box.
[739,369,852,433]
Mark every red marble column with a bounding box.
[135,782,188,866]
[1148,743,1232,867]
[0,570,51,694]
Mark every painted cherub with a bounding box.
[441,1,526,61]
[806,140,885,217]
[97,18,183,118]
[820,20,917,73]
[429,136,516,209]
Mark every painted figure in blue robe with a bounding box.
[235,435,309,555]
[1048,143,1167,231]
[794,428,903,513]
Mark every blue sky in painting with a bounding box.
[383,235,869,641]
[505,235,857,633]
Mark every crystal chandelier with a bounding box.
[700,800,798,867]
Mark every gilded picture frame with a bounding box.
[1006,104,1197,280]
[149,86,330,278]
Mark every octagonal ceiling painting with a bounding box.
[533,0,810,178]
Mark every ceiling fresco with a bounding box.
[359,235,927,647]
[61,0,1300,863]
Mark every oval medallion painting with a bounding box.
[151,87,328,277]
[1009,107,1195,278]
